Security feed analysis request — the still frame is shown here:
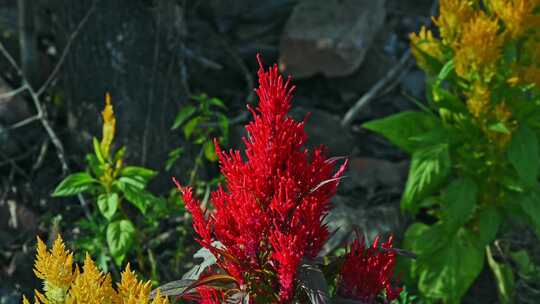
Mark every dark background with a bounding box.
[0,0,537,303]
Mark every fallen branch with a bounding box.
[340,0,439,128]
[0,0,98,220]
[340,50,412,128]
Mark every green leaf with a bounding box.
[183,117,201,139]
[106,219,135,266]
[217,113,229,140]
[402,144,451,213]
[442,177,478,233]
[488,122,511,134]
[502,42,518,64]
[437,59,454,82]
[362,111,440,154]
[429,83,468,114]
[478,205,502,246]
[403,222,447,281]
[510,250,535,278]
[166,147,184,171]
[52,172,98,197]
[86,154,104,177]
[208,97,226,108]
[520,189,540,239]
[117,176,145,190]
[171,106,197,130]
[93,137,105,163]
[114,146,126,163]
[508,125,539,186]
[97,193,119,220]
[486,246,515,304]
[115,179,153,214]
[203,141,218,162]
[121,166,157,183]
[417,229,485,304]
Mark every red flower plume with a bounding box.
[338,233,402,303]
[175,54,348,302]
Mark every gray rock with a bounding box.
[289,107,354,156]
[279,0,386,78]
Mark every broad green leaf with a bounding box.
[362,111,440,154]
[413,223,449,258]
[478,205,502,246]
[97,193,119,220]
[418,228,485,304]
[402,144,451,213]
[409,126,459,148]
[86,154,104,177]
[106,219,135,266]
[116,180,154,214]
[403,222,443,280]
[121,166,157,183]
[183,117,201,139]
[442,177,478,233]
[508,125,538,186]
[486,246,515,304]
[519,189,540,239]
[171,106,196,130]
[117,176,146,190]
[203,141,218,162]
[52,172,98,197]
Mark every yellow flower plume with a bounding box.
[65,254,116,304]
[410,26,444,73]
[454,12,502,81]
[434,0,475,46]
[466,81,491,118]
[23,235,169,304]
[100,92,116,158]
[33,236,76,303]
[491,0,540,39]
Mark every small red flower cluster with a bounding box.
[175,55,401,303]
[338,234,402,303]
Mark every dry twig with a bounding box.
[340,0,439,128]
[0,0,98,219]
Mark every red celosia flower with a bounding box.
[338,233,402,303]
[175,54,348,303]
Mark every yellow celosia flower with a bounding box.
[65,254,117,304]
[33,236,76,303]
[116,264,169,304]
[466,81,491,118]
[23,235,169,304]
[409,26,445,73]
[100,92,116,158]
[454,12,502,81]
[491,0,540,39]
[434,0,476,46]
